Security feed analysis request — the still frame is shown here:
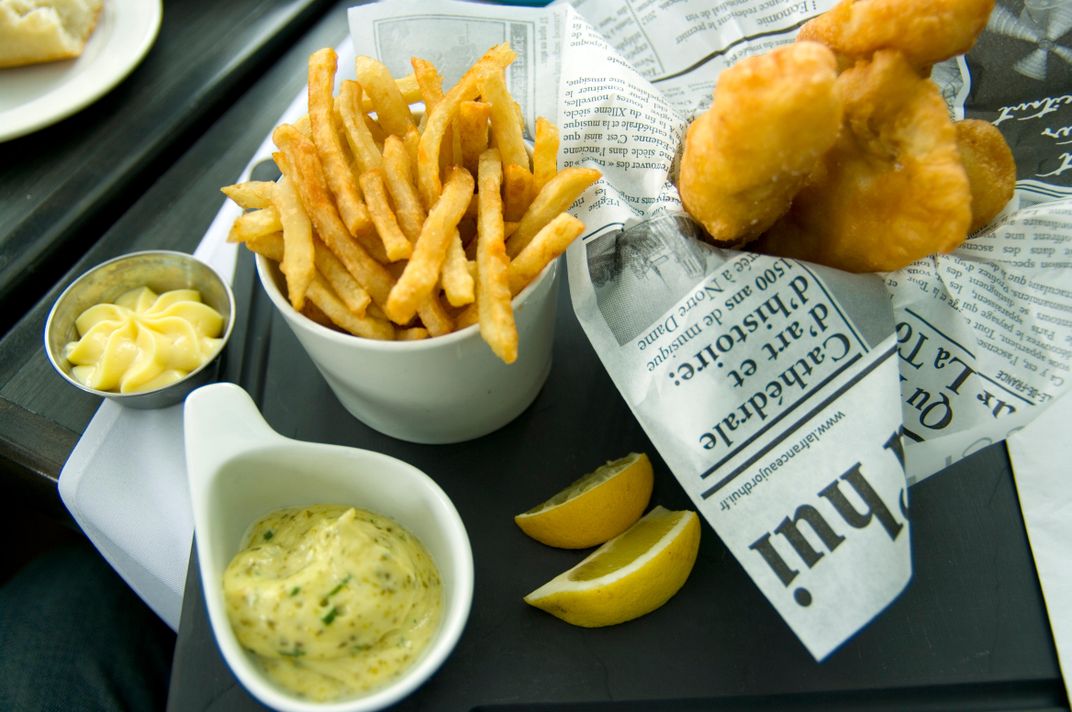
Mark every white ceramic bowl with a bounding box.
[255,253,559,444]
[184,383,474,712]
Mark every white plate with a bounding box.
[0,0,162,142]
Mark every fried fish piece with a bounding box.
[677,41,842,246]
[797,0,995,72]
[759,49,971,273]
[955,119,1016,232]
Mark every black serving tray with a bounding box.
[167,250,1067,711]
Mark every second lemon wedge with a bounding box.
[514,452,654,549]
[523,506,701,627]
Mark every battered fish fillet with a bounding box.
[798,0,995,71]
[955,119,1016,232]
[759,50,971,273]
[677,41,842,246]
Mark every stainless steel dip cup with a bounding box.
[44,250,235,409]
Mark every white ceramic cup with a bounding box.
[255,254,560,444]
[185,383,474,712]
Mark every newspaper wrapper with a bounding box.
[348,0,1072,660]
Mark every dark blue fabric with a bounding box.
[0,541,175,712]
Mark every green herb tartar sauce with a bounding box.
[222,504,442,701]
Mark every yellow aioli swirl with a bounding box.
[223,505,443,702]
[63,287,225,393]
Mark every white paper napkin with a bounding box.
[59,400,192,628]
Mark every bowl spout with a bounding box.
[184,383,278,494]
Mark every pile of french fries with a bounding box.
[222,43,601,363]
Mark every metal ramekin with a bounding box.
[44,250,236,409]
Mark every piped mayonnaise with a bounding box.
[223,505,443,702]
[63,286,225,393]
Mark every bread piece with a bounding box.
[0,0,104,69]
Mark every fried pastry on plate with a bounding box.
[677,41,842,246]
[0,0,103,68]
[798,0,995,72]
[758,50,971,273]
[955,119,1016,232]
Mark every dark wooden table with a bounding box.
[0,0,343,516]
[0,1,1067,710]
[0,0,339,340]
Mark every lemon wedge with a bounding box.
[523,506,701,627]
[514,452,654,549]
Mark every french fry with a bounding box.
[455,303,479,330]
[475,148,517,363]
[479,70,529,171]
[334,121,355,164]
[272,167,316,312]
[307,276,395,340]
[386,167,475,324]
[449,122,464,171]
[412,57,444,110]
[533,117,559,192]
[293,115,312,138]
[361,73,421,111]
[402,128,421,189]
[363,111,388,145]
[418,43,515,207]
[366,303,389,321]
[397,74,421,104]
[441,229,475,307]
[338,80,383,173]
[227,207,281,243]
[411,57,450,161]
[313,238,372,315]
[503,163,535,222]
[221,181,276,209]
[244,231,285,261]
[359,168,413,262]
[352,220,392,265]
[396,327,430,341]
[508,212,584,294]
[505,166,601,257]
[273,123,396,310]
[513,100,525,133]
[381,135,426,243]
[309,48,370,237]
[301,299,335,329]
[377,259,454,336]
[458,100,491,174]
[416,293,454,337]
[356,56,416,137]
